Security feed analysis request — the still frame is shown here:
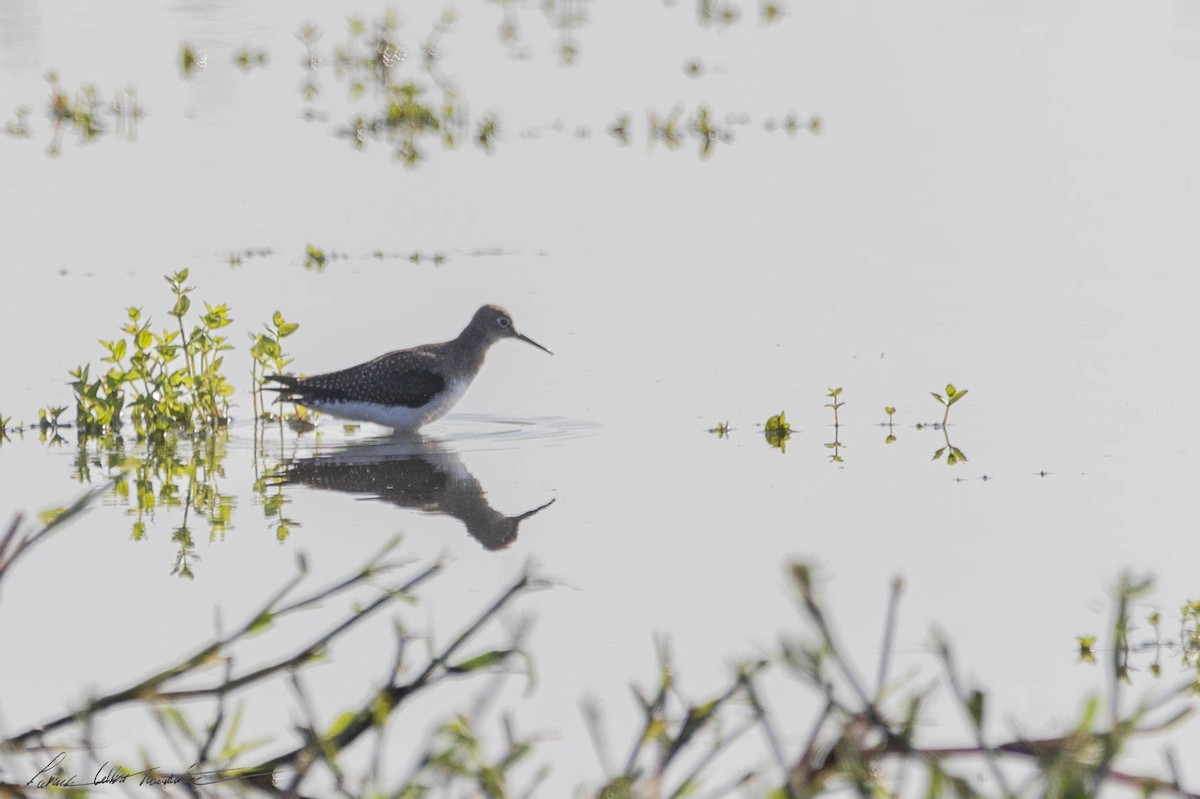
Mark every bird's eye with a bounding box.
[497,317,510,328]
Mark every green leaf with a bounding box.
[945,383,957,397]
[272,310,285,327]
[966,689,984,729]
[246,611,274,636]
[324,710,358,741]
[446,650,511,673]
[947,388,969,406]
[930,392,945,405]
[37,506,68,525]
[112,338,127,361]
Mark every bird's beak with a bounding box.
[516,332,553,355]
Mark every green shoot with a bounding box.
[708,421,730,438]
[764,411,790,453]
[250,310,300,422]
[930,383,969,428]
[304,244,327,271]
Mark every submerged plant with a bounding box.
[884,405,896,444]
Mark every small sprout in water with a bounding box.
[685,59,705,78]
[228,253,243,267]
[433,252,446,266]
[179,44,207,78]
[761,2,784,24]
[38,406,68,430]
[708,421,731,438]
[476,114,499,153]
[234,47,269,71]
[609,114,631,146]
[884,406,896,444]
[1076,635,1097,664]
[305,244,327,271]
[824,387,844,426]
[930,383,969,428]
[764,411,791,453]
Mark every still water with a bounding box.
[2,1,1199,795]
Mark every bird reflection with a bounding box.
[278,435,554,550]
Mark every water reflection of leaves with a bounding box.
[72,426,235,577]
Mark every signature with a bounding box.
[25,752,271,789]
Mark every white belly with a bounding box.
[308,379,470,431]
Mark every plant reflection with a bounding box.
[7,71,144,156]
[69,427,235,578]
[276,435,554,550]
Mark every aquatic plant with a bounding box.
[764,411,790,453]
[179,44,206,78]
[883,405,896,443]
[234,46,269,71]
[708,420,731,438]
[303,243,328,270]
[71,269,234,440]
[823,388,845,462]
[931,382,968,428]
[824,387,844,426]
[250,311,300,423]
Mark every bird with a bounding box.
[267,304,552,431]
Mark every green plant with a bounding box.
[930,383,968,428]
[764,411,790,453]
[824,388,845,462]
[71,269,234,440]
[883,405,896,444]
[824,387,844,426]
[708,420,730,438]
[179,44,205,78]
[304,244,327,270]
[250,311,300,422]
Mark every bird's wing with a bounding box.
[268,350,447,408]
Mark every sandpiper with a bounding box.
[267,305,552,430]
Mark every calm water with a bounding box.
[2,1,1199,795]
